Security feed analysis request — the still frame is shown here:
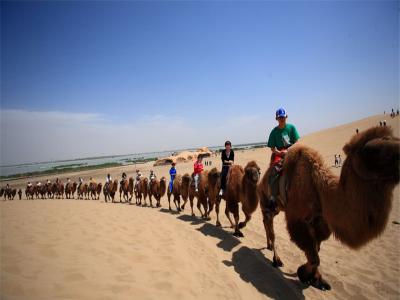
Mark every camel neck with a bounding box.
[319,159,394,249]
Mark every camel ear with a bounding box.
[343,143,351,155]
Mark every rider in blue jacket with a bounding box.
[169,162,177,193]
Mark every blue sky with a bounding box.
[1,1,398,164]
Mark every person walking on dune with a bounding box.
[219,140,234,196]
[267,108,300,209]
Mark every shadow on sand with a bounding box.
[158,205,306,298]
[196,222,240,252]
[224,246,306,300]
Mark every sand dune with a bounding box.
[1,114,399,299]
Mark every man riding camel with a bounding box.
[169,162,177,193]
[106,174,111,188]
[135,170,142,189]
[120,172,127,186]
[267,107,300,210]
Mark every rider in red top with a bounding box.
[193,156,204,192]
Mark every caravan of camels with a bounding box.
[1,125,399,291]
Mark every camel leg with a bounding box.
[238,212,251,229]
[173,194,181,212]
[224,203,235,229]
[232,203,243,237]
[149,194,153,207]
[181,197,188,210]
[215,198,221,227]
[263,212,283,267]
[189,197,195,216]
[167,193,172,210]
[287,219,331,291]
[197,198,204,217]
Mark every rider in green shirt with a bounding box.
[267,108,300,209]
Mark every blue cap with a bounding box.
[276,108,287,118]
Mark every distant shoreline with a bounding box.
[0,143,267,181]
[0,158,156,182]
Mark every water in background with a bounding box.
[0,143,265,177]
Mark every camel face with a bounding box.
[361,137,400,183]
[244,161,261,184]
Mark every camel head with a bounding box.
[244,161,261,184]
[343,126,400,184]
[208,168,221,186]
[182,174,191,185]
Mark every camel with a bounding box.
[88,182,102,200]
[136,178,149,206]
[149,177,167,207]
[52,182,64,199]
[95,183,102,200]
[168,174,191,212]
[25,185,35,200]
[103,179,118,203]
[187,171,209,218]
[119,177,134,203]
[258,126,399,291]
[6,188,17,200]
[77,183,88,200]
[207,168,222,226]
[65,182,77,199]
[225,161,261,237]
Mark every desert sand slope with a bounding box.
[1,114,399,300]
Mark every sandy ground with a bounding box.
[1,114,399,300]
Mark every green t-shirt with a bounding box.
[267,123,300,149]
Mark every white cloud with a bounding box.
[0,109,271,165]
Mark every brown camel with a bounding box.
[77,183,88,200]
[103,179,118,203]
[187,171,209,218]
[168,174,191,212]
[149,177,167,207]
[119,177,134,203]
[25,185,35,200]
[65,182,77,199]
[258,126,399,291]
[52,182,64,199]
[136,178,149,206]
[225,161,261,237]
[207,168,222,226]
[6,188,17,200]
[95,183,102,200]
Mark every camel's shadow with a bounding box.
[176,214,207,226]
[224,246,306,300]
[196,222,240,252]
[159,207,180,215]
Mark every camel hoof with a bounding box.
[233,230,244,238]
[238,222,246,229]
[266,245,273,251]
[297,265,314,284]
[311,278,331,291]
[191,213,195,217]
[216,221,221,227]
[181,205,185,210]
[272,257,283,268]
